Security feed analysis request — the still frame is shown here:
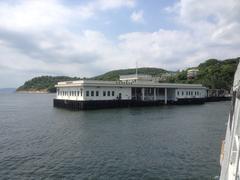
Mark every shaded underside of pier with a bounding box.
[53,98,206,110]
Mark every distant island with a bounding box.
[16,57,239,93]
[0,88,16,93]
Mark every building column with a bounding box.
[142,88,145,101]
[154,88,156,101]
[165,88,167,104]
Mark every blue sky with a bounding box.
[0,0,239,88]
[64,0,179,38]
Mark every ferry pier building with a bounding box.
[54,74,207,110]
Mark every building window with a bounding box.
[86,91,89,96]
[177,91,179,96]
[182,91,184,96]
[118,93,122,99]
[80,89,83,96]
[112,91,115,96]
[107,91,110,96]
[96,91,99,96]
[191,91,193,96]
[77,91,79,96]
[91,91,94,96]
[103,91,106,96]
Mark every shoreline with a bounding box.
[16,90,54,94]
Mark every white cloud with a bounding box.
[0,0,71,32]
[118,30,200,69]
[130,10,144,23]
[164,0,240,61]
[176,0,240,38]
[97,0,136,10]
[0,0,136,32]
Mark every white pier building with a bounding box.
[54,74,207,110]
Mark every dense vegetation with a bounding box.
[93,67,167,81]
[171,57,239,90]
[17,58,239,92]
[17,76,81,93]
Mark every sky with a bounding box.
[0,0,239,88]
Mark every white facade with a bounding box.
[83,86,131,101]
[55,75,207,103]
[175,88,207,99]
[187,69,199,79]
[120,74,153,82]
[57,85,132,101]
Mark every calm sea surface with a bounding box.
[0,93,230,179]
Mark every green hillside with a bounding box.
[17,57,239,93]
[16,68,167,92]
[172,57,239,90]
[93,67,167,81]
[17,76,81,93]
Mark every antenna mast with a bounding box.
[136,61,138,78]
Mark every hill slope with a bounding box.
[173,57,239,90]
[16,57,239,92]
[16,68,167,93]
[93,67,168,81]
[17,76,81,93]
